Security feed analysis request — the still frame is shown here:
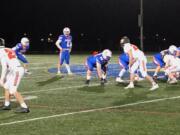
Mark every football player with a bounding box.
[153,45,178,79]
[163,54,180,84]
[0,47,30,113]
[85,49,112,85]
[12,37,30,74]
[116,53,129,82]
[116,53,144,83]
[120,36,159,90]
[55,27,72,75]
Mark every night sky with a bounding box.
[1,0,180,52]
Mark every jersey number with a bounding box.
[4,49,16,59]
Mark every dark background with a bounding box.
[0,0,180,53]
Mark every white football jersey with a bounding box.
[0,48,21,70]
[123,43,145,60]
[164,55,180,67]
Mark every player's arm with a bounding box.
[164,59,170,69]
[55,40,62,51]
[0,58,8,87]
[69,42,72,53]
[160,49,168,56]
[96,61,102,79]
[176,50,180,57]
[12,44,20,52]
[127,49,134,67]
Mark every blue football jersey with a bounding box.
[89,53,109,66]
[58,35,72,49]
[12,43,29,54]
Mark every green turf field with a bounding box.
[0,54,180,135]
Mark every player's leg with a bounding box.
[153,54,165,79]
[11,68,29,113]
[85,59,93,85]
[116,59,128,83]
[65,51,72,75]
[86,69,92,85]
[125,61,139,89]
[101,65,108,84]
[165,66,180,84]
[0,72,12,110]
[140,59,159,90]
[0,89,11,110]
[57,52,64,74]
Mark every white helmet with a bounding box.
[63,27,70,35]
[21,37,29,46]
[102,49,112,60]
[168,45,177,55]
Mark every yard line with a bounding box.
[0,96,37,102]
[1,95,180,126]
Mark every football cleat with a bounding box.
[116,77,125,83]
[68,72,73,75]
[149,84,159,91]
[57,71,61,75]
[124,83,134,89]
[100,79,105,86]
[169,79,178,84]
[0,105,11,111]
[85,80,90,85]
[15,107,30,113]
[104,79,107,83]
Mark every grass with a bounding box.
[0,54,180,135]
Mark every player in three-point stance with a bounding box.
[12,37,31,75]
[55,27,73,75]
[163,54,180,84]
[0,45,30,113]
[120,36,159,90]
[85,49,112,85]
[153,45,178,80]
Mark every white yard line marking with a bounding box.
[0,95,180,126]
[0,96,37,102]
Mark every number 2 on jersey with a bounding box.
[4,48,16,59]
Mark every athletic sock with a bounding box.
[65,64,71,74]
[4,101,10,106]
[152,82,157,86]
[153,72,157,77]
[119,69,126,78]
[102,74,106,80]
[87,75,91,80]
[21,103,28,108]
[130,81,134,86]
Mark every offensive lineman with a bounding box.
[0,46,30,113]
[85,49,112,85]
[163,54,180,84]
[12,37,31,74]
[55,27,73,75]
[153,45,178,79]
[120,36,159,90]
